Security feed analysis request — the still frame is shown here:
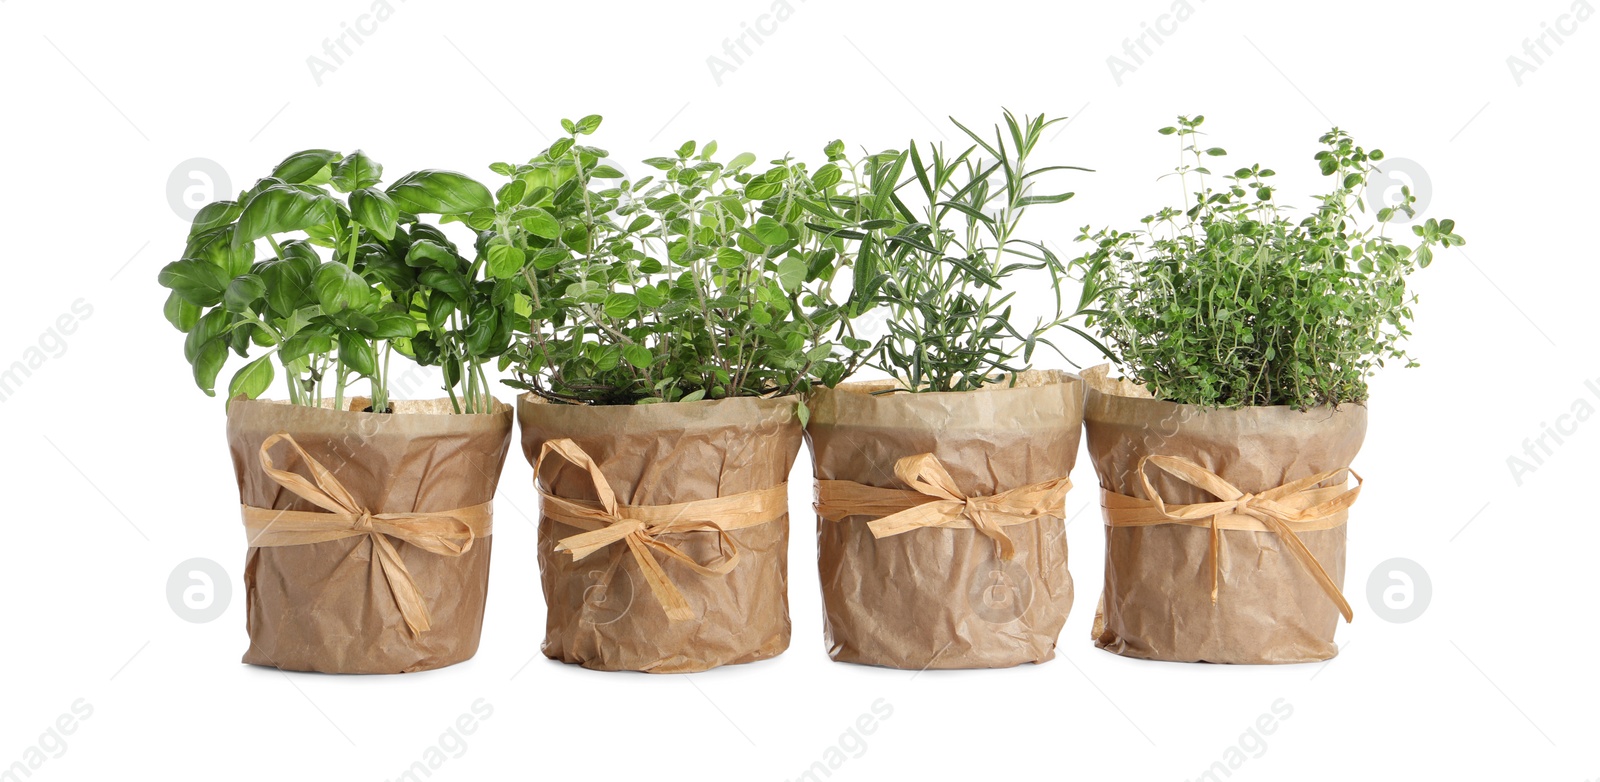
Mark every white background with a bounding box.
[1,0,1596,779]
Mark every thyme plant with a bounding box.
[1072,115,1466,409]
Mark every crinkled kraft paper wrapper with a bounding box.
[806,370,1084,669]
[227,397,513,674]
[1082,366,1367,664]
[519,394,801,673]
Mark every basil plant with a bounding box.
[158,149,509,414]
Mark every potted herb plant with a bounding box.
[1071,115,1464,664]
[159,149,514,673]
[805,112,1097,669]
[490,116,868,672]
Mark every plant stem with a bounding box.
[333,360,347,411]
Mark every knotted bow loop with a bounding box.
[533,438,787,623]
[814,453,1074,562]
[257,431,364,519]
[1107,454,1361,622]
[241,432,493,636]
[893,453,967,503]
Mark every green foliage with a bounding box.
[829,110,1105,392]
[1072,115,1466,409]
[487,115,870,405]
[158,149,503,413]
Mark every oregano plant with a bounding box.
[1071,115,1466,409]
[486,115,872,406]
[158,149,506,413]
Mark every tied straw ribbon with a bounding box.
[534,439,788,622]
[1101,455,1362,621]
[815,453,1073,561]
[240,432,492,636]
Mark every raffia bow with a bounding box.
[534,438,788,622]
[240,432,492,635]
[814,453,1073,561]
[1101,454,1362,621]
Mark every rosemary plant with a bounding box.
[827,111,1104,392]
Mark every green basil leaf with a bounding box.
[192,339,228,397]
[425,290,456,329]
[407,332,441,365]
[279,329,332,364]
[419,268,470,302]
[386,170,493,215]
[338,331,376,377]
[234,186,338,247]
[331,150,383,192]
[359,251,415,292]
[258,257,315,317]
[405,238,459,269]
[368,311,418,340]
[163,290,202,332]
[349,187,399,242]
[223,273,267,313]
[271,149,341,185]
[464,305,499,356]
[184,309,230,363]
[190,200,241,238]
[228,355,275,399]
[313,262,376,314]
[158,258,230,307]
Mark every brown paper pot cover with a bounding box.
[1082,366,1367,664]
[519,394,801,673]
[806,370,1085,669]
[227,397,513,674]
